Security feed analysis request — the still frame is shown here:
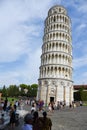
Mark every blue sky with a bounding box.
[0,0,87,87]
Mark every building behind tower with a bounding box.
[37,5,73,106]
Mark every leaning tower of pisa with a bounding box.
[37,5,73,105]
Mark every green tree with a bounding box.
[81,91,87,101]
[79,86,84,101]
[8,85,19,97]
[30,84,38,97]
[0,88,2,93]
[0,83,38,98]
[19,84,28,96]
[75,86,87,101]
[2,85,7,97]
[27,85,31,97]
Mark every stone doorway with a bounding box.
[50,97,54,102]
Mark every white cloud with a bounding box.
[73,70,87,85]
[73,56,87,69]
[0,71,20,87]
[0,0,87,87]
[78,4,87,13]
[76,23,87,31]
[0,0,54,63]
[0,47,41,87]
[0,0,45,86]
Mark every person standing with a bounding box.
[31,104,36,114]
[48,103,52,112]
[33,111,43,130]
[21,113,33,130]
[9,106,16,129]
[42,111,52,130]
[3,97,8,111]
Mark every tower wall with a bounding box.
[37,5,73,106]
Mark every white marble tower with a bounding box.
[37,5,73,105]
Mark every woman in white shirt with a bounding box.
[31,104,36,114]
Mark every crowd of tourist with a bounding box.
[21,99,83,130]
[0,98,21,129]
[21,111,52,130]
[0,97,83,130]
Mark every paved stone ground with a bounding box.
[51,107,87,130]
[4,105,87,130]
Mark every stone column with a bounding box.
[69,87,71,103]
[55,85,58,102]
[39,86,42,99]
[63,86,66,101]
[46,85,48,105]
[0,93,2,102]
[47,85,50,104]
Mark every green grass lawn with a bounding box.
[2,97,18,102]
[83,103,87,106]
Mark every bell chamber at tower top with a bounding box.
[45,6,71,31]
[48,5,67,16]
